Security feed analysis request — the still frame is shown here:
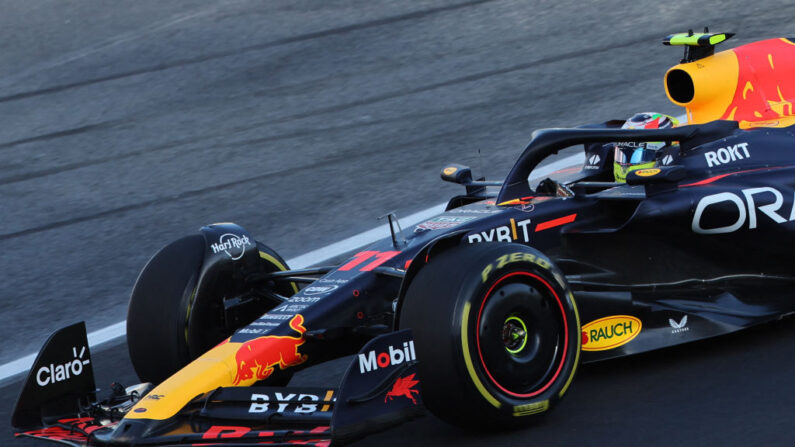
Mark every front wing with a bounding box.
[12,325,423,446]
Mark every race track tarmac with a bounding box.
[2,1,794,445]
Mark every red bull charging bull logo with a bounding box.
[232,314,308,385]
[720,39,795,124]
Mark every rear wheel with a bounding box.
[400,243,580,428]
[126,235,295,384]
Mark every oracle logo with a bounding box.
[692,187,794,234]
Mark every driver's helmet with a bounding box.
[613,112,678,182]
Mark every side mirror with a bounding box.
[440,164,473,184]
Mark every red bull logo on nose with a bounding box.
[232,314,308,385]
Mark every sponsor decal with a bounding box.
[211,233,252,260]
[669,315,690,334]
[249,390,335,414]
[661,154,674,165]
[480,252,551,283]
[584,154,601,170]
[232,314,308,385]
[237,328,264,335]
[692,187,795,234]
[581,315,641,351]
[635,168,660,177]
[247,321,280,328]
[513,400,549,416]
[270,304,311,314]
[384,373,420,404]
[288,296,322,304]
[145,394,164,400]
[443,166,458,176]
[415,215,476,232]
[514,203,535,213]
[249,320,274,325]
[448,207,501,214]
[467,218,531,243]
[36,346,90,387]
[358,341,416,374]
[317,278,348,285]
[261,313,294,320]
[704,143,750,167]
[302,285,339,295]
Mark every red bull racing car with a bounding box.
[12,31,795,446]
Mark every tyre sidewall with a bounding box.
[452,244,580,421]
[401,243,580,427]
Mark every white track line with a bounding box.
[0,153,582,382]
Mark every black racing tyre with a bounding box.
[399,243,581,428]
[127,235,295,385]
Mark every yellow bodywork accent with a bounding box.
[664,49,739,124]
[125,341,244,420]
[738,116,795,129]
[742,81,754,100]
[461,302,501,408]
[321,389,334,412]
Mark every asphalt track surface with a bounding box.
[2,0,795,445]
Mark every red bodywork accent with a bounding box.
[339,250,400,272]
[680,166,792,187]
[384,373,420,404]
[16,418,110,444]
[535,213,577,232]
[476,272,569,398]
[197,425,331,446]
[721,39,795,123]
[18,426,88,443]
[202,425,251,439]
[232,315,308,385]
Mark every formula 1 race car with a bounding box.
[12,31,795,446]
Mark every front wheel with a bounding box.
[126,235,295,385]
[400,243,581,428]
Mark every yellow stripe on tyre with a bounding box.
[558,291,580,398]
[259,251,299,293]
[461,302,501,409]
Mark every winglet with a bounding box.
[663,28,735,63]
[11,322,96,429]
